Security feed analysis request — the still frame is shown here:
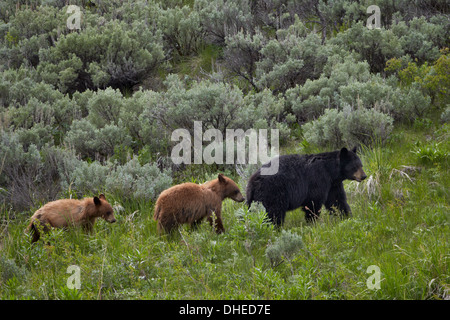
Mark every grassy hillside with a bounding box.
[1,121,448,300]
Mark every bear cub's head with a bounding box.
[93,194,116,223]
[339,147,367,182]
[217,174,245,202]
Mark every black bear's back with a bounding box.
[246,154,308,206]
[246,152,340,207]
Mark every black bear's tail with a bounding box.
[246,180,254,208]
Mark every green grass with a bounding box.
[0,123,449,300]
[173,44,222,79]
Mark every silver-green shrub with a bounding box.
[286,53,371,121]
[195,0,253,44]
[441,106,450,123]
[159,5,205,57]
[0,131,72,209]
[105,156,172,202]
[58,153,172,202]
[302,106,394,148]
[60,159,111,197]
[265,230,303,267]
[224,29,265,90]
[65,119,132,160]
[144,74,291,139]
[37,18,164,92]
[255,17,328,94]
[288,52,433,123]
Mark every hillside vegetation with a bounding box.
[0,0,449,300]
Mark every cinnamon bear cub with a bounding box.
[27,194,116,243]
[154,174,245,234]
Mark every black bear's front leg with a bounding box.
[325,182,351,217]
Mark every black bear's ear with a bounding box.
[99,193,106,200]
[351,146,357,154]
[218,173,226,184]
[340,147,348,156]
[94,196,101,206]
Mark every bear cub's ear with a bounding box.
[94,196,101,206]
[351,146,357,154]
[99,194,106,200]
[218,173,227,184]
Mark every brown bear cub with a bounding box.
[154,174,245,234]
[27,194,116,243]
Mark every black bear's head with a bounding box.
[339,147,367,182]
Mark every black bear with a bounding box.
[246,147,366,225]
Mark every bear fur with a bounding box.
[154,173,245,234]
[246,147,366,225]
[27,194,116,243]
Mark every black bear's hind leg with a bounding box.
[303,201,322,223]
[266,207,287,227]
